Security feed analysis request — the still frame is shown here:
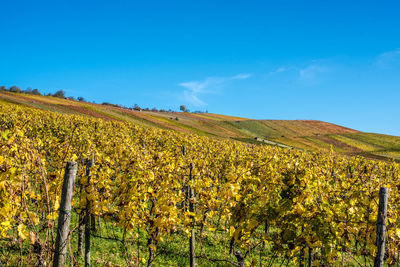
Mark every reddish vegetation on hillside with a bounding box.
[1,91,399,161]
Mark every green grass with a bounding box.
[51,213,377,266]
[0,205,383,267]
[0,212,270,266]
[328,134,382,152]
[232,120,281,138]
[300,136,346,153]
[344,133,400,150]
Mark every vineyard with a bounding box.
[1,101,400,266]
[2,91,400,162]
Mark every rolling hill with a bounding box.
[1,91,399,161]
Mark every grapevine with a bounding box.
[0,102,399,266]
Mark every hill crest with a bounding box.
[1,91,399,161]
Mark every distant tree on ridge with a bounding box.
[180,105,187,112]
[53,90,66,98]
[9,86,21,93]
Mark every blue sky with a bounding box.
[1,0,400,135]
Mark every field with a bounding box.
[1,97,400,266]
[1,91,399,163]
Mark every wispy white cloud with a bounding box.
[232,73,253,79]
[267,62,331,84]
[376,48,400,68]
[298,63,330,84]
[268,66,291,75]
[178,73,252,106]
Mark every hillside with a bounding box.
[2,98,400,266]
[1,91,399,161]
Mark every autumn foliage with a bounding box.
[1,102,400,266]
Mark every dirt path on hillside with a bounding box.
[254,137,292,149]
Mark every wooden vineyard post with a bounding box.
[308,248,313,267]
[299,246,305,267]
[77,163,85,256]
[189,162,195,267]
[85,157,94,267]
[53,161,77,267]
[91,214,96,232]
[182,146,196,267]
[182,146,188,212]
[78,203,84,256]
[374,187,388,267]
